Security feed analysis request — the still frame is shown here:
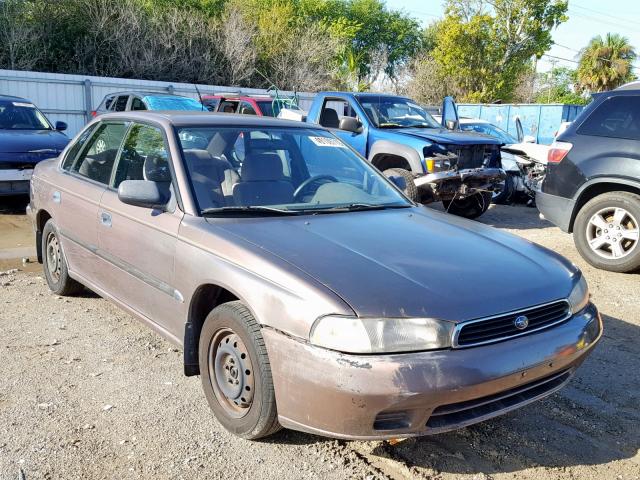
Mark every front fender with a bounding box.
[368,140,425,174]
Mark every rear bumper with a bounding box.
[536,190,575,232]
[264,304,601,440]
[0,169,31,195]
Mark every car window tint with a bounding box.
[113,96,129,112]
[61,124,97,171]
[113,123,170,188]
[239,102,257,115]
[131,97,146,111]
[73,123,127,184]
[578,96,640,141]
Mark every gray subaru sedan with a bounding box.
[27,112,602,440]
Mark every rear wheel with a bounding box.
[383,168,419,202]
[573,192,640,272]
[41,220,83,296]
[443,192,492,219]
[199,301,280,439]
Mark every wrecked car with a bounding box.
[305,92,504,218]
[28,111,601,440]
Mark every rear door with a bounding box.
[55,121,128,284]
[98,121,184,336]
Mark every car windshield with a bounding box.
[461,122,517,144]
[0,100,51,130]
[177,126,411,214]
[356,95,441,129]
[144,95,205,111]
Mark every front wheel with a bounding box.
[443,192,492,219]
[573,192,640,273]
[199,301,281,439]
[383,168,419,202]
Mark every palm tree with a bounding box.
[576,33,637,92]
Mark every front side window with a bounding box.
[177,126,410,213]
[113,123,170,188]
[203,99,220,112]
[577,96,640,141]
[219,101,239,113]
[356,95,441,129]
[239,102,257,115]
[73,122,128,184]
[61,124,97,171]
[319,98,355,129]
[0,100,51,130]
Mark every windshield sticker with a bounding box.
[12,102,35,108]
[309,136,347,148]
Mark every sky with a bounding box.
[386,0,640,73]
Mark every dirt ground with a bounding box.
[0,195,638,480]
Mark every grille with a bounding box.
[426,369,572,430]
[454,300,571,348]
[443,144,486,169]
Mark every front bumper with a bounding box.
[0,169,32,195]
[536,190,576,232]
[264,304,601,440]
[413,167,505,201]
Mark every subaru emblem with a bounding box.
[514,315,529,330]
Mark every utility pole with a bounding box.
[548,58,558,103]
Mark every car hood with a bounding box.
[502,142,550,164]
[386,127,501,146]
[0,129,69,154]
[212,207,578,321]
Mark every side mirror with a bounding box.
[338,117,363,134]
[55,121,68,132]
[118,180,169,209]
[523,135,536,144]
[388,175,407,191]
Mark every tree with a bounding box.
[576,33,637,93]
[534,66,588,104]
[429,0,568,102]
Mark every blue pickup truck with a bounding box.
[305,92,503,218]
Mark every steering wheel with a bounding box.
[293,175,339,201]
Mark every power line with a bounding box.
[571,3,640,28]
[542,53,640,72]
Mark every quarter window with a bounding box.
[73,123,128,184]
[113,123,170,188]
[578,96,640,141]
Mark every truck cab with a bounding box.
[306,92,504,218]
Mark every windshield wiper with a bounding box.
[201,206,299,216]
[298,203,412,213]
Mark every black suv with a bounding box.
[537,82,640,272]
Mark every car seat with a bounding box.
[232,153,294,206]
[183,149,240,209]
[319,108,340,129]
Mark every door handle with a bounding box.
[52,191,61,203]
[100,211,112,228]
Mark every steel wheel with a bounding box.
[208,327,255,418]
[586,206,639,259]
[45,231,62,282]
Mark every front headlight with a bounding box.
[568,275,589,313]
[309,315,454,354]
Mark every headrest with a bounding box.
[241,153,285,181]
[143,154,171,182]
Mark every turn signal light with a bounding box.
[547,142,573,163]
[426,158,435,172]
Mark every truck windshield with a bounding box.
[177,126,411,214]
[0,100,51,130]
[356,96,441,129]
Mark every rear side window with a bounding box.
[61,125,97,171]
[112,123,170,188]
[578,96,640,141]
[131,97,146,111]
[113,96,129,112]
[72,123,128,184]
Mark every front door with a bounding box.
[319,97,368,156]
[98,122,184,337]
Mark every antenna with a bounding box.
[193,84,205,111]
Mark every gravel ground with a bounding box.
[0,197,639,480]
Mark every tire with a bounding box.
[492,172,516,205]
[383,168,419,202]
[41,219,83,296]
[198,301,281,439]
[573,191,640,273]
[443,192,493,219]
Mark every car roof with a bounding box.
[103,91,186,98]
[201,95,272,101]
[615,81,640,91]
[97,111,314,128]
[0,94,31,103]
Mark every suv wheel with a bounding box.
[383,168,419,201]
[443,192,492,219]
[199,301,281,439]
[574,192,640,272]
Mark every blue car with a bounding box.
[0,95,69,195]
